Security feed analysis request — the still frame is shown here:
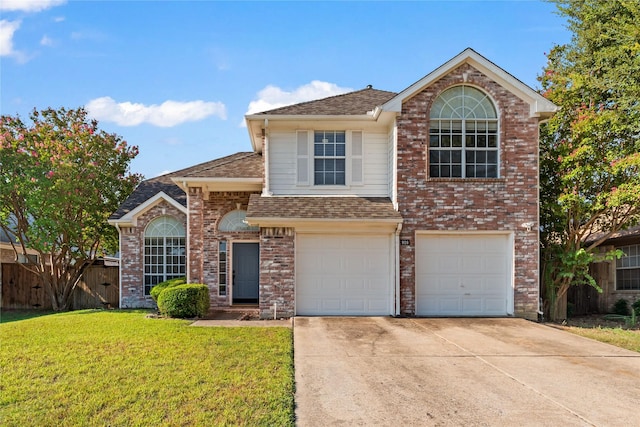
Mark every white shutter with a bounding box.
[351,131,363,185]
[297,130,310,185]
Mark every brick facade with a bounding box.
[114,53,550,320]
[259,227,295,319]
[186,190,261,310]
[119,201,186,308]
[396,64,540,319]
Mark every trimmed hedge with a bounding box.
[150,277,186,302]
[157,284,210,318]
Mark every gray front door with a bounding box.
[232,243,259,303]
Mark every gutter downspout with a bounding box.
[115,223,122,308]
[262,119,271,196]
[183,181,190,284]
[395,222,403,316]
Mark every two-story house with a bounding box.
[109,49,557,319]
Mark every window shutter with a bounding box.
[351,131,363,185]
[296,130,309,185]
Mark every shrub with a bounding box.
[150,277,186,302]
[157,284,210,318]
[632,300,640,317]
[612,298,630,316]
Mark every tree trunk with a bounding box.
[549,280,570,322]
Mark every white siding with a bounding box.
[388,127,396,206]
[268,130,390,196]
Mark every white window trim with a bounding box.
[428,85,501,179]
[143,216,186,296]
[296,129,364,188]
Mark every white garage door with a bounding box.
[416,234,512,316]
[296,234,393,315]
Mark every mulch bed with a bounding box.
[558,314,640,330]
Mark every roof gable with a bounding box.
[108,191,186,227]
[110,152,263,221]
[382,48,558,118]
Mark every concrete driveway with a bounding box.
[294,317,640,426]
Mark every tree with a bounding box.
[0,107,142,311]
[539,0,640,320]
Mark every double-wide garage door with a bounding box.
[296,234,393,315]
[416,234,513,316]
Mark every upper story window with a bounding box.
[296,130,363,187]
[429,86,499,178]
[144,216,186,296]
[314,131,346,185]
[616,244,640,290]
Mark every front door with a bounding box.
[232,243,259,304]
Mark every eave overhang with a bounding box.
[245,112,398,154]
[382,48,559,119]
[245,216,402,233]
[171,177,263,193]
[108,191,186,228]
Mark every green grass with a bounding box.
[565,326,640,353]
[0,310,294,426]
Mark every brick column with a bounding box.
[259,227,295,319]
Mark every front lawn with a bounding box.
[0,310,294,426]
[564,326,640,353]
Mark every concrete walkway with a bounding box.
[294,317,640,426]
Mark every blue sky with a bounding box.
[1,0,571,179]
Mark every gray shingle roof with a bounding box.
[255,87,397,116]
[110,152,263,220]
[246,194,402,221]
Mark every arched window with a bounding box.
[144,216,186,295]
[429,86,499,178]
[218,210,259,232]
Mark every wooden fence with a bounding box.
[1,262,119,310]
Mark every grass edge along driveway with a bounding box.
[0,310,294,426]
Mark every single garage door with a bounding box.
[416,233,512,316]
[296,234,393,315]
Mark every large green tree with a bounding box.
[539,0,640,320]
[0,107,142,310]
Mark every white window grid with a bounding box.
[429,86,499,179]
[314,130,346,185]
[616,244,640,290]
[143,216,186,295]
[219,241,227,296]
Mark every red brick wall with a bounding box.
[187,190,260,309]
[397,63,540,319]
[119,201,186,308]
[259,228,295,319]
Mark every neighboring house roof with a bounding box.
[246,195,402,222]
[255,87,397,116]
[110,152,262,221]
[588,225,640,246]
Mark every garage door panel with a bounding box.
[416,234,512,316]
[297,234,392,316]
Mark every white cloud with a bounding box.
[86,97,227,128]
[245,80,353,116]
[1,0,66,12]
[40,35,53,46]
[53,16,65,23]
[0,19,24,59]
[0,19,20,55]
